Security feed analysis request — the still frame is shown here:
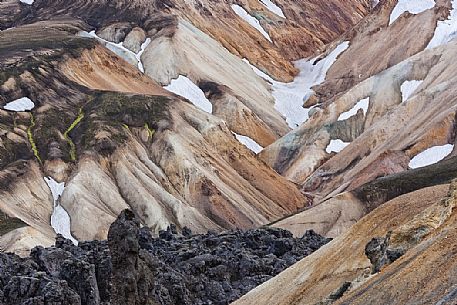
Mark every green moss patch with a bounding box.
[76,92,170,155]
[63,108,84,161]
[27,114,42,164]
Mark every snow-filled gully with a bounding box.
[409,144,454,169]
[400,80,423,102]
[326,139,350,154]
[233,133,264,154]
[427,0,457,49]
[44,177,78,245]
[389,0,435,25]
[78,30,150,73]
[259,0,285,18]
[232,4,272,42]
[164,75,213,113]
[247,41,349,128]
[338,97,370,121]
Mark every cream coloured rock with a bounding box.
[233,184,450,305]
[0,226,54,257]
[273,192,365,238]
[96,22,131,43]
[142,19,290,139]
[110,138,221,234]
[0,162,55,239]
[262,38,457,201]
[60,157,130,241]
[145,100,307,230]
[123,27,146,53]
[204,82,277,147]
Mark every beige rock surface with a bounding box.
[0,226,54,257]
[0,21,308,246]
[207,83,277,147]
[123,27,146,53]
[0,162,55,239]
[273,192,365,238]
[60,45,171,96]
[233,184,450,305]
[262,36,457,202]
[142,19,289,141]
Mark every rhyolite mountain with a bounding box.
[1,0,457,304]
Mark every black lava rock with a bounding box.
[0,210,330,305]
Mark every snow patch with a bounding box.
[427,0,457,48]
[242,59,274,82]
[326,139,350,154]
[409,144,454,169]
[389,0,435,25]
[164,75,213,113]
[246,41,349,128]
[259,0,285,18]
[3,97,35,112]
[77,31,150,73]
[338,97,370,121]
[231,4,272,42]
[137,38,151,73]
[401,80,423,102]
[44,177,78,245]
[19,0,34,4]
[234,133,264,154]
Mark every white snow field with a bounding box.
[164,75,213,113]
[78,31,150,72]
[427,0,457,48]
[231,4,272,42]
[19,0,34,4]
[400,80,423,102]
[389,0,435,25]
[247,41,349,128]
[338,97,370,121]
[234,133,264,154]
[409,144,454,169]
[3,97,35,112]
[44,177,78,245]
[259,0,286,18]
[326,139,350,154]
[137,38,151,73]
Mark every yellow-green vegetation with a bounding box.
[81,92,169,152]
[144,123,155,138]
[27,114,42,164]
[63,108,84,161]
